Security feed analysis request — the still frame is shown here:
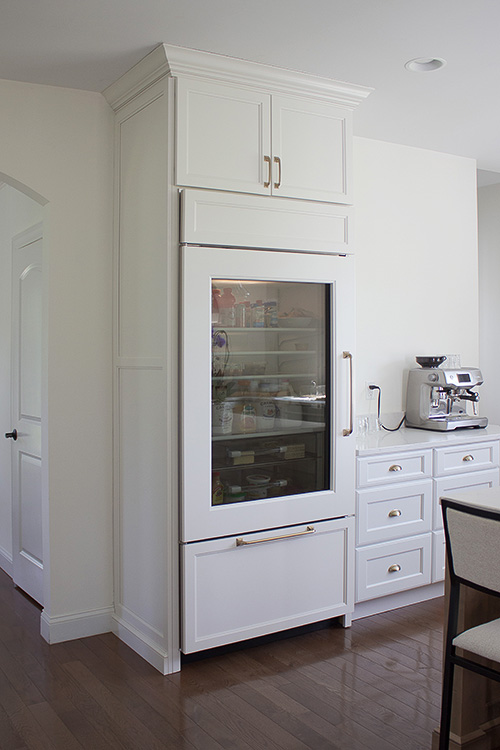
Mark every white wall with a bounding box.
[0,185,43,573]
[478,183,500,425]
[353,137,479,423]
[0,78,114,634]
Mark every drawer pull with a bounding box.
[462,454,474,462]
[236,525,315,547]
[389,464,403,472]
[388,509,402,518]
[388,564,401,573]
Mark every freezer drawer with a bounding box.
[181,516,354,653]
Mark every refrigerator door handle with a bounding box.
[236,525,316,547]
[342,351,353,436]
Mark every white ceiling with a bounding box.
[2,0,500,176]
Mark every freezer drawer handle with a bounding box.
[462,454,474,462]
[342,351,353,436]
[236,525,316,547]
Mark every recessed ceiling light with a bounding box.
[405,57,447,73]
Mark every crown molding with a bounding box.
[103,43,372,112]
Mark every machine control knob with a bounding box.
[428,373,439,382]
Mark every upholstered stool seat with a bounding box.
[453,617,500,662]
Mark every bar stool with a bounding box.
[439,497,500,750]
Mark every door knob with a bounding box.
[4,429,17,441]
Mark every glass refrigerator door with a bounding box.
[181,246,355,542]
[211,280,330,506]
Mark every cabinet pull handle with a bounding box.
[236,525,315,547]
[342,351,353,436]
[388,564,401,573]
[388,509,402,518]
[264,155,272,188]
[463,454,474,462]
[273,156,282,188]
[389,464,402,472]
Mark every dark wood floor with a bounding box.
[0,567,445,750]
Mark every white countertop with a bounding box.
[356,424,500,457]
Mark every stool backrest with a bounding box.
[442,498,500,595]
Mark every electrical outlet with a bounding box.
[366,382,376,400]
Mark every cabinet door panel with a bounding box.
[181,517,354,653]
[176,77,271,194]
[272,95,352,204]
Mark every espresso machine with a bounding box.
[405,356,488,431]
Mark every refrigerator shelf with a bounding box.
[212,423,326,441]
[212,373,319,382]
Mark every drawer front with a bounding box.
[357,450,432,488]
[434,440,500,477]
[433,468,500,529]
[356,480,433,546]
[355,533,432,602]
[182,517,354,653]
[432,529,446,583]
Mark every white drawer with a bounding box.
[432,529,446,583]
[181,517,354,653]
[356,479,432,546]
[434,440,499,477]
[433,468,500,529]
[355,533,432,602]
[357,450,432,488]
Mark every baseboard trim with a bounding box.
[40,606,114,643]
[112,614,179,675]
[0,546,13,578]
[353,582,444,621]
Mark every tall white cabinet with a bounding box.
[104,44,370,674]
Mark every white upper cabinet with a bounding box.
[166,44,371,206]
[176,78,352,203]
[176,78,271,196]
[271,95,351,203]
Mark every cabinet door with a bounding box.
[272,95,352,204]
[181,246,356,543]
[176,77,271,195]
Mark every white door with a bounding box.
[176,77,271,195]
[8,225,43,605]
[271,95,352,204]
